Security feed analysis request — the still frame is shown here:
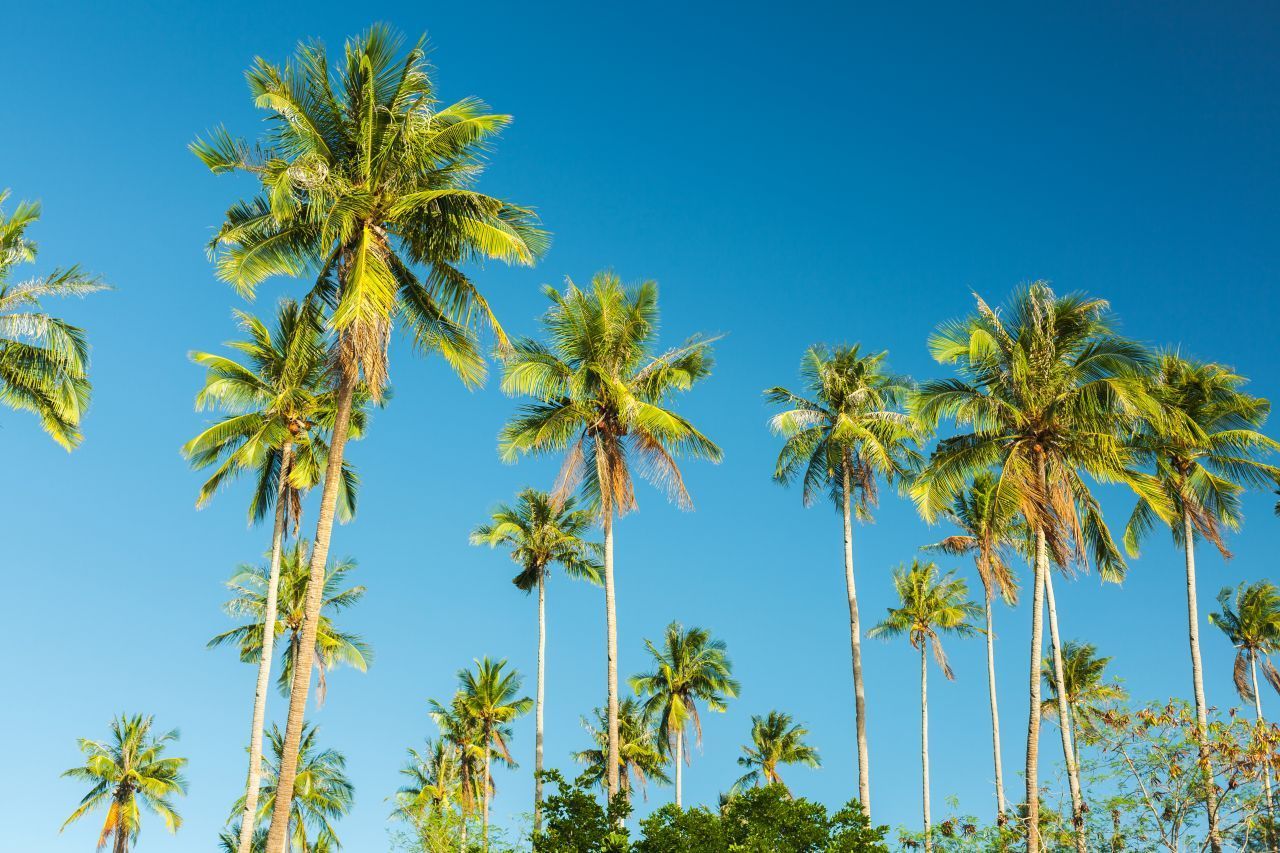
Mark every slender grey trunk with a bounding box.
[482,746,492,851]
[237,440,293,853]
[1043,570,1086,853]
[534,574,546,836]
[1026,523,1048,853]
[603,512,620,801]
[674,728,684,808]
[1183,508,1222,852]
[921,643,932,853]
[841,460,872,815]
[985,593,1008,822]
[1250,653,1276,851]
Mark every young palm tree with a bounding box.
[1040,641,1127,768]
[922,470,1020,823]
[454,658,532,848]
[870,560,981,853]
[574,698,670,804]
[195,28,546,850]
[393,739,458,824]
[0,191,107,449]
[427,694,487,849]
[1125,353,1279,848]
[209,542,372,704]
[183,301,365,852]
[61,714,187,853]
[731,710,821,794]
[630,621,740,808]
[912,283,1164,853]
[471,488,601,832]
[499,272,721,801]
[766,343,920,814]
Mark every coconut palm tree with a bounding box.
[922,470,1021,822]
[630,621,740,808]
[0,190,107,449]
[471,488,601,832]
[393,739,458,823]
[912,283,1164,853]
[574,698,671,804]
[1124,354,1280,848]
[499,272,721,801]
[765,343,921,814]
[453,658,531,849]
[195,27,545,850]
[427,694,487,849]
[208,542,372,704]
[870,560,981,853]
[731,710,821,794]
[1040,641,1127,769]
[61,714,187,853]
[184,300,366,853]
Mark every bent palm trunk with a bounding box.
[984,592,1008,823]
[1026,525,1048,853]
[603,512,620,801]
[1043,571,1086,853]
[1250,653,1276,851]
[921,644,932,853]
[264,370,357,853]
[534,574,546,836]
[1183,509,1221,852]
[842,461,872,815]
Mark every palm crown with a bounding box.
[922,470,1023,605]
[1039,641,1127,738]
[470,488,602,590]
[574,698,670,799]
[869,560,981,679]
[630,622,740,752]
[732,710,821,793]
[1210,581,1280,704]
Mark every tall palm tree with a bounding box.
[574,698,670,804]
[922,470,1021,822]
[183,300,365,853]
[1040,641,1127,769]
[1125,353,1279,849]
[870,560,981,853]
[454,658,532,848]
[61,714,187,853]
[731,710,821,794]
[766,343,920,814]
[0,190,107,449]
[630,621,740,808]
[209,542,372,704]
[195,28,545,851]
[499,272,721,801]
[912,283,1164,853]
[471,488,601,832]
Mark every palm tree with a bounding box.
[731,710,821,794]
[630,621,740,808]
[1040,641,1127,768]
[765,343,920,814]
[869,560,981,853]
[232,722,354,852]
[209,541,372,704]
[912,283,1163,852]
[0,190,107,449]
[922,470,1021,822]
[195,27,545,850]
[1125,353,1280,848]
[574,698,670,804]
[183,300,365,853]
[428,694,487,849]
[471,488,601,832]
[454,658,532,848]
[61,714,187,853]
[499,272,721,801]
[393,739,458,823]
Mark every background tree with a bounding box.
[575,698,671,804]
[1040,641,1127,769]
[499,272,720,800]
[731,710,821,794]
[766,343,920,815]
[454,657,532,848]
[427,693,487,850]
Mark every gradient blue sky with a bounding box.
[6,2,1280,849]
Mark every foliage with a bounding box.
[733,710,821,793]
[536,769,631,852]
[1040,640,1127,740]
[574,698,670,800]
[471,488,602,589]
[868,560,981,676]
[1211,581,1280,704]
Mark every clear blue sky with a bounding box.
[6,2,1280,849]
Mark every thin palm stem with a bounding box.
[1184,509,1222,852]
[985,594,1008,822]
[843,460,872,815]
[1043,570,1086,853]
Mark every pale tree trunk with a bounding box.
[534,574,546,836]
[985,592,1009,823]
[841,460,872,816]
[1025,524,1048,853]
[1183,508,1222,852]
[603,512,620,802]
[483,748,492,851]
[1043,570,1086,853]
[921,643,933,853]
[237,441,293,853]
[1250,653,1276,851]
[674,728,684,808]
[264,370,357,853]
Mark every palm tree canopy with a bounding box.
[766,343,922,517]
[1210,581,1280,703]
[869,559,981,680]
[1040,641,1127,729]
[470,488,602,591]
[630,621,740,752]
[61,714,187,848]
[732,710,821,793]
[427,692,493,814]
[921,469,1023,605]
[193,25,548,394]
[392,738,458,822]
[498,271,722,517]
[455,658,533,767]
[574,697,670,798]
[0,190,108,449]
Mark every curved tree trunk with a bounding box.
[1043,570,1086,853]
[534,574,546,837]
[1183,509,1222,852]
[603,512,620,803]
[1025,524,1048,853]
[842,461,872,816]
[236,440,293,853]
[264,369,357,853]
[1250,653,1276,851]
[921,643,932,853]
[984,592,1008,823]
[674,728,684,808]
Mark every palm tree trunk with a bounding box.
[674,728,684,808]
[237,440,293,853]
[113,809,128,853]
[534,574,546,837]
[1251,652,1276,850]
[603,511,620,802]
[264,368,357,853]
[921,643,932,853]
[842,460,872,816]
[483,749,492,851]
[1025,523,1048,853]
[1043,570,1086,853]
[984,592,1008,823]
[1183,508,1222,852]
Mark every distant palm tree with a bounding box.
[870,560,981,853]
[393,738,458,823]
[923,470,1021,822]
[630,622,740,808]
[0,190,107,449]
[209,542,372,704]
[499,272,721,801]
[428,694,487,850]
[1040,641,1127,768]
[574,698,670,804]
[471,488,601,832]
[731,710,821,794]
[1125,353,1280,849]
[766,343,920,814]
[454,658,532,849]
[195,27,546,850]
[61,714,187,853]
